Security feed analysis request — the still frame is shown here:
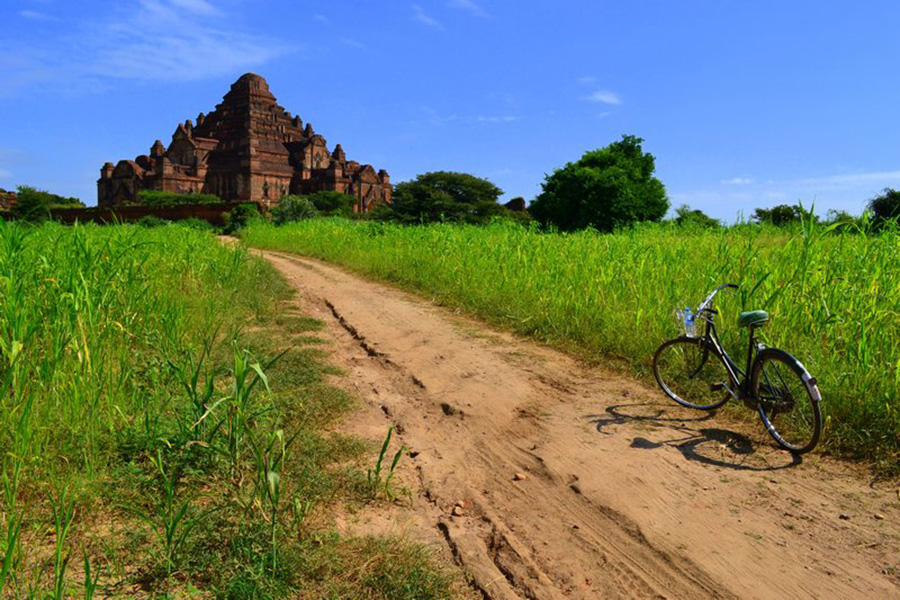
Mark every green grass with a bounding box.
[243,217,900,470]
[0,220,461,598]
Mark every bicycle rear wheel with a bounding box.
[752,349,822,454]
[653,336,734,410]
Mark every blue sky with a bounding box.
[1,0,899,221]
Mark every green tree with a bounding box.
[528,135,669,232]
[271,195,319,224]
[869,188,900,222]
[14,185,84,222]
[674,205,720,228]
[752,203,815,226]
[302,191,356,216]
[388,171,504,224]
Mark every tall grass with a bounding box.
[244,218,900,468]
[0,220,463,597]
[0,220,282,593]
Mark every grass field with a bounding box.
[243,218,900,470]
[0,221,460,598]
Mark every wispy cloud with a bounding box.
[18,9,57,21]
[340,38,367,50]
[476,115,519,123]
[419,107,519,126]
[584,90,622,105]
[412,4,444,30]
[722,177,754,185]
[1,0,294,97]
[0,169,13,181]
[577,76,598,85]
[313,14,330,24]
[795,170,900,189]
[448,0,487,17]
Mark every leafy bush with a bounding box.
[223,203,260,234]
[271,195,319,224]
[136,215,169,228]
[529,135,669,232]
[303,191,356,216]
[178,217,216,232]
[139,190,221,206]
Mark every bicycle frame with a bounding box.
[692,283,765,401]
[697,317,763,401]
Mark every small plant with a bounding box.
[367,427,407,501]
[48,487,76,599]
[125,451,215,576]
[82,553,101,600]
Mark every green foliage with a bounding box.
[13,185,84,221]
[178,217,215,232]
[675,205,720,228]
[752,203,815,226]
[245,218,900,470]
[271,195,319,224]
[529,134,669,231]
[136,215,169,228]
[869,188,900,225]
[304,191,356,216]
[138,189,221,206]
[224,202,260,234]
[367,427,407,501]
[389,171,505,224]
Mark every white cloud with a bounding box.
[722,177,754,185]
[585,90,622,105]
[18,10,57,21]
[794,170,900,189]
[448,0,487,17]
[412,4,444,30]
[577,76,598,85]
[0,169,13,180]
[476,115,519,123]
[167,0,220,15]
[1,0,294,95]
[340,38,367,50]
[314,14,330,24]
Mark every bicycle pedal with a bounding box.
[709,382,725,391]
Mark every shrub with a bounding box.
[223,203,260,234]
[139,190,221,206]
[303,191,356,216]
[869,188,900,225]
[271,195,319,224]
[178,217,216,232]
[136,215,169,228]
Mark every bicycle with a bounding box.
[652,283,822,454]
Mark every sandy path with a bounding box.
[261,249,900,600]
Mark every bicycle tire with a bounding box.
[653,336,734,410]
[751,348,822,454]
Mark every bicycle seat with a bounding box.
[738,310,769,328]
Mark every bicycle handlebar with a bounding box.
[697,283,739,313]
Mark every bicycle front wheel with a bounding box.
[653,336,734,410]
[752,349,822,454]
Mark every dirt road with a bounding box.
[261,249,900,599]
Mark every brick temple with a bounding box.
[98,73,391,211]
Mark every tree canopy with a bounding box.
[271,195,319,224]
[752,203,814,226]
[387,171,505,224]
[303,191,356,216]
[674,205,720,228]
[528,135,669,232]
[869,188,900,222]
[13,185,84,222]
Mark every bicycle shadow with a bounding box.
[584,402,802,472]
